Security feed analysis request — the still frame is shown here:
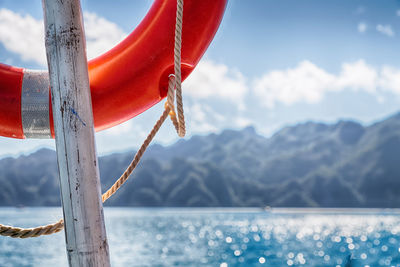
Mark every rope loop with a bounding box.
[166,74,186,137]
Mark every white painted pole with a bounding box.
[42,0,111,266]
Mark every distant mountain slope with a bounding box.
[1,112,400,207]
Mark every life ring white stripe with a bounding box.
[21,70,51,138]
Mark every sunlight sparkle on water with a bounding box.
[1,208,400,266]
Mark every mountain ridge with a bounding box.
[1,112,400,207]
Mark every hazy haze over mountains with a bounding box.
[1,112,400,208]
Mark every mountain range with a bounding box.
[1,112,400,207]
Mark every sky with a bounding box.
[0,0,400,157]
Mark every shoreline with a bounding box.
[1,206,400,214]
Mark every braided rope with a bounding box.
[172,0,186,137]
[102,108,170,202]
[0,219,64,239]
[0,0,186,238]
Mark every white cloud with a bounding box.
[189,104,207,123]
[0,9,46,65]
[190,121,217,133]
[185,104,221,133]
[102,119,134,136]
[337,60,377,93]
[235,117,253,128]
[379,66,400,94]
[376,24,395,37]
[253,60,400,108]
[184,60,248,109]
[82,12,126,60]
[254,61,336,108]
[0,8,127,66]
[397,10,400,16]
[357,22,367,33]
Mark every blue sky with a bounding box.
[0,0,400,156]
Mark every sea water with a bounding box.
[0,208,400,267]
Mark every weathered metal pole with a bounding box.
[42,0,111,266]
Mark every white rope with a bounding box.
[169,0,186,137]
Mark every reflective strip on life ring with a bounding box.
[0,0,227,139]
[21,70,51,138]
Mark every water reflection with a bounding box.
[0,208,400,266]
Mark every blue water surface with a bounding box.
[0,208,400,266]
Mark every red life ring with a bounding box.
[0,0,227,139]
